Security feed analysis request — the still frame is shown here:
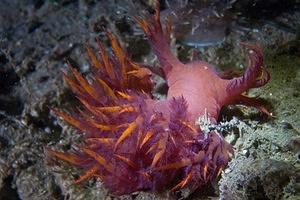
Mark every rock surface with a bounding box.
[0,0,299,199]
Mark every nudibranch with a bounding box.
[48,4,270,196]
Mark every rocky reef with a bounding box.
[0,0,299,199]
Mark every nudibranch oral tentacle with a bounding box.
[48,2,270,196]
[226,42,270,97]
[135,4,183,79]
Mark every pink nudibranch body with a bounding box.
[140,8,270,123]
[48,4,270,196]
